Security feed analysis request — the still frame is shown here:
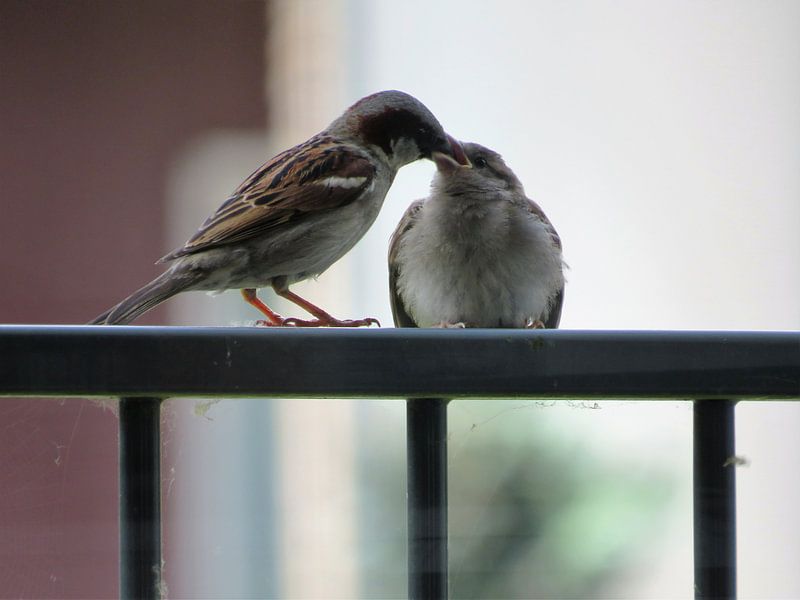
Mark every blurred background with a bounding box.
[1,0,798,598]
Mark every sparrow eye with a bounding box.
[473,156,488,168]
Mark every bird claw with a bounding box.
[434,321,466,329]
[254,319,287,327]
[281,316,380,328]
[525,319,545,329]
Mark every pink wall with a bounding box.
[0,1,266,596]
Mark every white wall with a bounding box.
[347,2,799,597]
[165,1,800,597]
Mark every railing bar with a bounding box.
[119,397,163,600]
[407,398,449,600]
[2,327,798,399]
[693,400,737,600]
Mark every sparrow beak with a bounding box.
[432,135,471,172]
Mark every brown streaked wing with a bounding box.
[160,137,376,261]
[388,200,425,328]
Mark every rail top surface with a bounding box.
[0,325,798,399]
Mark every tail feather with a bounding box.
[89,271,198,325]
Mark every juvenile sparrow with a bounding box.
[389,142,565,329]
[91,90,469,326]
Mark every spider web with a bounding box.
[0,398,118,599]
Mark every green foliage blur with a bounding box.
[357,401,681,599]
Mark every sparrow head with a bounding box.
[433,141,524,196]
[332,90,470,170]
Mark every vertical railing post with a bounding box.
[407,398,449,600]
[693,400,737,600]
[119,397,163,600]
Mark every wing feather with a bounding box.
[525,197,562,250]
[525,197,564,328]
[388,200,425,328]
[160,136,376,262]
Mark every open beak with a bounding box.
[432,135,471,172]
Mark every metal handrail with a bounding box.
[2,326,797,399]
[2,326,798,600]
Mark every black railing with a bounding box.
[2,326,799,600]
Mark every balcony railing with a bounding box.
[2,325,798,600]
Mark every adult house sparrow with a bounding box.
[389,142,565,329]
[91,90,469,326]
